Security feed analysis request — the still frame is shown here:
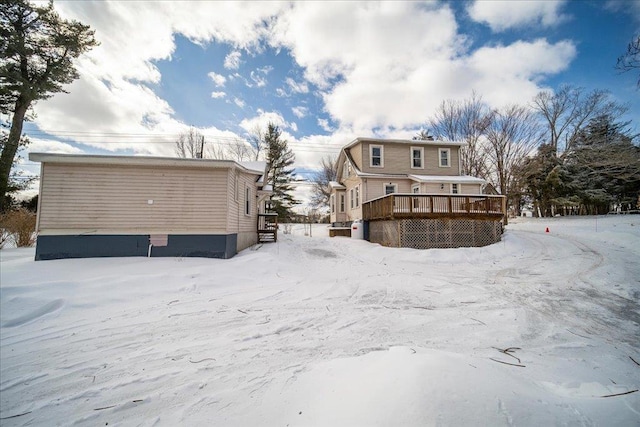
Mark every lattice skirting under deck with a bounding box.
[369,218,503,249]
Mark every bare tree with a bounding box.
[310,155,338,208]
[616,35,640,88]
[484,105,542,215]
[531,85,626,157]
[225,138,255,162]
[175,128,206,158]
[246,124,265,161]
[428,92,493,177]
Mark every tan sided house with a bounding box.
[328,138,506,248]
[29,153,275,260]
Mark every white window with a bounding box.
[451,183,459,194]
[339,193,345,212]
[350,188,354,209]
[245,186,251,215]
[330,195,335,213]
[439,148,450,167]
[370,145,384,167]
[384,183,397,195]
[411,147,424,169]
[355,185,360,207]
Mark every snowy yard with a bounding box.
[1,216,639,426]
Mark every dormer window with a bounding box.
[370,145,384,167]
[439,148,450,167]
[411,147,424,169]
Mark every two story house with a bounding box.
[329,137,487,226]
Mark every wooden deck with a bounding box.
[257,213,278,243]
[362,194,507,222]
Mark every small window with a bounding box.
[411,147,424,169]
[350,189,354,209]
[355,186,360,207]
[330,195,335,213]
[439,148,450,167]
[370,145,383,167]
[384,183,397,195]
[452,183,459,194]
[245,186,251,215]
[339,193,345,213]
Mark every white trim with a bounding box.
[411,183,420,193]
[410,146,424,169]
[438,148,451,168]
[370,144,384,168]
[355,185,360,207]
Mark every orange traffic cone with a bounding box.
[545,227,550,233]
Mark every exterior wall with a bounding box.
[226,168,260,236]
[358,141,460,176]
[461,183,482,194]
[237,231,258,252]
[344,175,363,221]
[330,190,347,224]
[424,182,452,194]
[38,163,231,235]
[349,142,364,170]
[368,218,503,249]
[363,178,414,201]
[35,234,238,260]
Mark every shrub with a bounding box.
[0,209,37,248]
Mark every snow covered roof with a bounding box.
[329,181,346,190]
[29,153,266,175]
[409,175,486,184]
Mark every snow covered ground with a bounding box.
[1,216,639,426]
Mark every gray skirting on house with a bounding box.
[35,234,238,261]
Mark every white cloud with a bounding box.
[317,118,333,132]
[292,106,308,118]
[233,97,246,108]
[467,0,569,32]
[211,91,226,99]
[224,51,242,69]
[249,71,267,88]
[28,138,85,155]
[239,110,288,134]
[208,72,226,87]
[285,77,309,94]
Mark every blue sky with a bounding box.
[14,0,640,205]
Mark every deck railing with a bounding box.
[257,213,278,242]
[362,194,507,221]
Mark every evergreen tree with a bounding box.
[0,0,98,211]
[265,123,298,220]
[566,114,640,213]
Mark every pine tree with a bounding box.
[265,123,298,220]
[0,0,98,211]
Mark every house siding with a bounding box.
[461,183,482,194]
[364,178,414,201]
[359,142,460,176]
[38,163,230,235]
[349,142,364,171]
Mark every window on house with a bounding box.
[452,183,459,194]
[350,189,354,209]
[384,183,397,195]
[439,148,450,167]
[370,145,383,167]
[355,186,360,207]
[245,186,251,215]
[411,147,424,169]
[330,195,335,213]
[339,193,345,212]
